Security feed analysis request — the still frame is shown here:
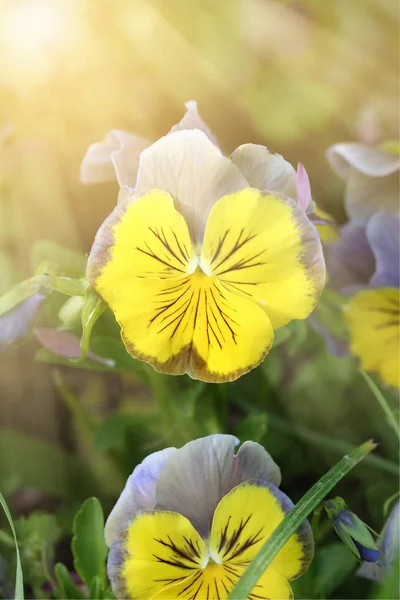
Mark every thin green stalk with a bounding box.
[229,439,376,599]
[0,492,24,600]
[360,370,400,441]
[268,413,398,476]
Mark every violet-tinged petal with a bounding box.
[154,435,281,538]
[367,213,400,289]
[325,222,375,293]
[296,162,313,212]
[358,500,400,582]
[34,328,114,368]
[104,447,177,547]
[0,293,45,351]
[381,499,400,576]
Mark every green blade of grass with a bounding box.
[360,370,400,441]
[0,492,24,600]
[229,439,376,599]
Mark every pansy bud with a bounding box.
[324,497,379,562]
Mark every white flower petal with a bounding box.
[327,142,400,179]
[231,143,297,199]
[136,130,248,242]
[154,435,281,538]
[80,130,150,187]
[344,169,399,223]
[169,100,219,146]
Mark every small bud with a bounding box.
[324,497,379,563]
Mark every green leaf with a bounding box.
[0,492,24,600]
[33,274,88,297]
[72,498,108,589]
[15,512,61,587]
[32,240,87,278]
[0,252,20,294]
[89,575,102,600]
[234,413,268,443]
[79,288,106,360]
[58,296,84,329]
[103,587,117,600]
[312,543,357,596]
[54,563,86,600]
[229,439,377,599]
[271,324,293,348]
[0,428,99,499]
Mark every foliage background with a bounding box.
[0,1,398,598]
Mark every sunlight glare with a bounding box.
[1,0,78,82]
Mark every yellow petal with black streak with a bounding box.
[209,482,310,581]
[346,288,400,389]
[119,508,295,600]
[201,188,325,329]
[121,511,207,599]
[95,189,274,381]
[96,190,196,287]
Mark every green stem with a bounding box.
[360,370,400,441]
[268,413,398,476]
[0,492,24,600]
[229,439,377,599]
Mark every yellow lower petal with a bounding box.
[117,508,295,600]
[121,510,207,599]
[107,269,274,382]
[346,288,400,388]
[201,188,325,329]
[209,482,311,580]
[96,189,196,292]
[151,564,294,600]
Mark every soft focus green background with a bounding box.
[0,1,399,598]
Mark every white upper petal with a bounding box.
[154,434,281,538]
[327,142,400,179]
[136,129,248,242]
[80,130,150,187]
[169,100,219,147]
[231,143,297,199]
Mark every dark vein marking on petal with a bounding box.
[149,226,187,267]
[212,229,258,272]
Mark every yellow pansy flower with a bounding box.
[346,288,400,389]
[106,435,314,599]
[82,102,325,382]
[344,213,400,389]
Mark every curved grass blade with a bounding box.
[0,492,24,600]
[229,439,377,599]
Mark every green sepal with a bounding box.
[79,288,106,360]
[54,563,86,600]
[324,496,379,558]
